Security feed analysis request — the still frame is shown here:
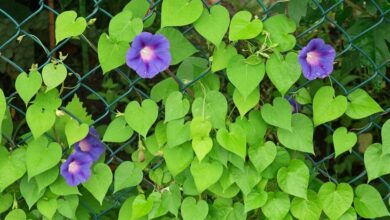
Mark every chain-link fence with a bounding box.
[0,0,389,218]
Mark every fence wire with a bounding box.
[0,0,389,218]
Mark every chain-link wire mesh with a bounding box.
[0,0,389,218]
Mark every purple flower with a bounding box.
[288,97,301,113]
[298,38,336,80]
[60,152,93,186]
[74,128,104,161]
[126,32,171,79]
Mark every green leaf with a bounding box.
[162,184,181,217]
[229,11,263,41]
[114,161,143,193]
[333,127,357,158]
[55,11,86,44]
[98,33,129,74]
[217,123,247,160]
[26,137,62,179]
[165,91,190,122]
[158,27,198,65]
[364,143,390,182]
[290,190,322,220]
[277,113,314,154]
[37,198,57,220]
[262,147,290,179]
[166,119,191,147]
[192,91,227,129]
[318,182,353,220]
[382,119,390,155]
[49,177,80,196]
[34,166,59,193]
[164,142,194,176]
[194,5,230,46]
[233,87,260,117]
[235,110,267,146]
[313,86,347,126]
[15,71,42,105]
[132,194,154,219]
[64,119,89,146]
[124,99,158,137]
[277,159,309,199]
[119,197,135,220]
[231,164,261,195]
[64,94,92,124]
[123,0,150,19]
[161,0,203,28]
[181,197,209,220]
[20,176,44,209]
[33,89,62,111]
[0,89,5,143]
[248,141,277,173]
[263,14,296,52]
[262,192,290,220]
[265,52,301,95]
[5,209,26,220]
[295,88,312,104]
[109,11,143,42]
[339,207,357,220]
[42,63,67,92]
[345,89,383,119]
[150,78,179,103]
[354,184,389,218]
[0,193,12,214]
[211,42,237,72]
[103,116,133,143]
[82,163,112,205]
[57,195,79,219]
[0,147,26,192]
[190,158,223,193]
[227,54,265,100]
[244,190,268,212]
[261,97,292,130]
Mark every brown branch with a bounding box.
[48,0,55,51]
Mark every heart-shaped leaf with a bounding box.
[291,190,322,220]
[229,11,263,41]
[235,110,267,146]
[123,0,150,19]
[233,87,260,117]
[194,5,230,46]
[181,197,209,220]
[15,71,42,105]
[263,14,296,52]
[227,55,265,100]
[216,123,247,160]
[42,63,67,92]
[37,198,57,220]
[277,113,314,154]
[346,89,383,119]
[192,136,213,162]
[248,141,277,173]
[161,0,203,28]
[277,159,309,199]
[55,11,86,44]
[108,11,143,43]
[313,86,347,126]
[266,52,301,95]
[261,97,292,130]
[125,99,158,137]
[131,194,154,219]
[166,119,191,147]
[231,164,261,195]
[192,91,227,129]
[333,127,357,158]
[98,33,129,74]
[364,143,390,182]
[190,158,223,193]
[26,137,62,180]
[0,147,26,192]
[0,193,13,214]
[244,190,268,212]
[318,182,353,220]
[65,119,89,146]
[354,184,390,218]
[382,119,390,155]
[211,42,237,72]
[57,195,78,219]
[34,166,59,193]
[83,163,113,205]
[4,209,26,220]
[20,176,44,209]
[103,116,133,143]
[165,91,190,122]
[114,161,143,193]
[164,142,194,176]
[262,192,290,220]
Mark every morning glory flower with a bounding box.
[298,38,336,80]
[74,128,104,161]
[60,152,93,186]
[288,97,301,113]
[126,32,171,79]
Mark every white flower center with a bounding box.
[140,46,154,61]
[79,140,90,152]
[68,161,79,174]
[306,51,320,65]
